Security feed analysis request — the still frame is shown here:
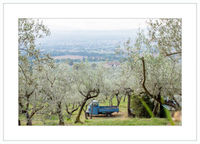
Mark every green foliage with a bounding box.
[146,18,182,58]
[115,20,182,110]
[91,63,97,69]
[68,59,74,66]
[140,98,154,118]
[18,18,54,125]
[130,93,154,118]
[73,63,80,70]
[159,105,166,118]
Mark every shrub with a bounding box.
[130,93,154,118]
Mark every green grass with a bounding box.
[19,98,170,126]
[74,118,169,126]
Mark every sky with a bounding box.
[41,19,148,31]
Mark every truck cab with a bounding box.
[86,100,99,115]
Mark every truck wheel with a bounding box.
[106,113,111,117]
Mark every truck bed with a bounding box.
[98,106,119,113]
[99,106,118,109]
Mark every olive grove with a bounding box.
[18,18,182,125]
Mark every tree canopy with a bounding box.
[116,18,182,110]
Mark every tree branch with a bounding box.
[141,57,154,98]
[19,48,35,55]
[26,88,35,99]
[29,106,44,119]
[65,104,70,114]
[46,72,55,87]
[41,89,53,100]
[140,57,178,110]
[165,51,181,56]
[79,91,86,97]
[88,89,100,99]
[19,64,30,82]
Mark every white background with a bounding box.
[1,1,199,144]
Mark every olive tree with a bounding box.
[118,63,135,117]
[72,63,106,123]
[64,84,83,120]
[18,18,53,125]
[110,80,123,107]
[40,63,74,125]
[104,67,124,107]
[116,20,181,112]
[19,67,46,125]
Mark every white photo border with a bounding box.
[1,1,199,144]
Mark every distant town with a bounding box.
[35,29,147,64]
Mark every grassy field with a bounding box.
[19,98,172,126]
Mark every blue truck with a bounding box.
[86,100,119,117]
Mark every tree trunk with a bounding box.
[123,95,126,102]
[105,95,108,100]
[153,102,159,117]
[25,102,32,126]
[85,112,88,119]
[26,112,32,125]
[24,89,36,126]
[117,100,120,107]
[75,89,100,123]
[83,104,89,120]
[127,95,132,117]
[58,112,65,125]
[57,102,65,125]
[90,104,94,119]
[18,119,21,126]
[116,94,121,107]
[109,95,113,106]
[75,98,87,123]
[109,99,113,106]
[26,119,32,125]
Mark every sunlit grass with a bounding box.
[74,117,169,126]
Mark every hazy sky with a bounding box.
[41,19,148,31]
